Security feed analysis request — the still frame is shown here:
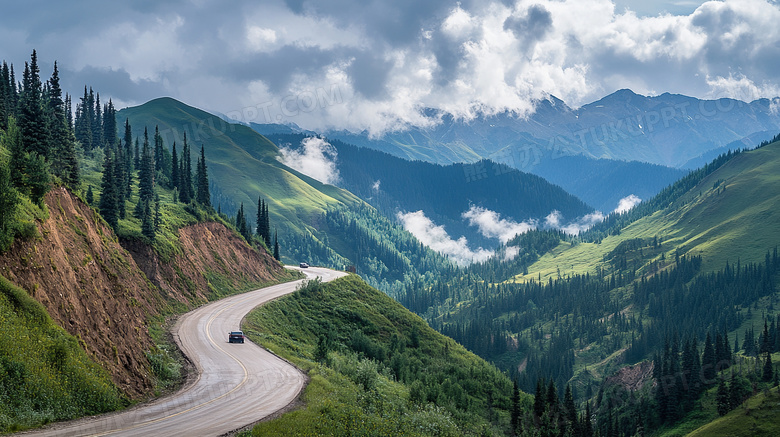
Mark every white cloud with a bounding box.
[278,137,340,185]
[545,210,606,235]
[503,246,521,261]
[462,206,536,243]
[397,210,493,266]
[614,194,641,214]
[6,0,780,135]
[246,26,278,52]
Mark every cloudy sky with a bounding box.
[3,0,780,135]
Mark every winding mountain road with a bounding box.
[22,266,346,437]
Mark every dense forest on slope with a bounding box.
[396,140,780,436]
[265,133,593,249]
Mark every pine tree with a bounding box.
[196,145,210,207]
[45,61,77,184]
[75,86,93,150]
[171,142,179,195]
[179,134,193,203]
[563,384,577,431]
[99,147,119,229]
[582,402,593,437]
[533,378,546,419]
[273,230,280,261]
[141,199,155,241]
[65,93,73,131]
[124,118,133,164]
[702,332,716,383]
[113,143,126,219]
[18,50,49,159]
[135,127,155,218]
[716,377,729,416]
[123,121,134,196]
[763,353,774,382]
[102,99,117,148]
[511,380,521,436]
[236,203,250,241]
[134,138,140,168]
[0,61,13,131]
[91,92,102,148]
[263,202,271,247]
[86,185,94,205]
[760,321,771,355]
[154,125,163,173]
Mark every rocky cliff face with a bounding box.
[0,187,287,399]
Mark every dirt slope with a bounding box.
[122,222,283,306]
[0,187,288,399]
[0,188,159,397]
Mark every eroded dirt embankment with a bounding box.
[0,187,287,399]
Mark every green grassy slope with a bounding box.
[0,276,124,432]
[118,98,361,240]
[243,275,531,436]
[687,386,780,437]
[513,141,780,283]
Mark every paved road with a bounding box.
[21,267,346,437]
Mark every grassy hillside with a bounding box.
[242,275,532,436]
[118,98,361,241]
[513,141,780,283]
[687,386,780,437]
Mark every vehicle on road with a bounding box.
[299,262,309,268]
[228,331,245,343]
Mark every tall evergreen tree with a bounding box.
[702,332,716,383]
[763,353,774,382]
[113,142,126,219]
[273,230,280,261]
[18,50,49,159]
[0,61,13,130]
[99,147,119,229]
[533,378,546,419]
[91,92,102,148]
[65,93,73,131]
[563,384,577,432]
[140,199,155,241]
[582,403,593,437]
[46,61,79,188]
[171,142,179,194]
[154,125,163,173]
[716,377,729,416]
[75,86,93,150]
[123,120,133,195]
[511,380,521,436]
[135,127,155,218]
[196,145,210,207]
[179,134,194,203]
[102,99,117,148]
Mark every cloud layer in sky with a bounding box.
[3,0,780,134]
[278,137,340,184]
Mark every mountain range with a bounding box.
[254,89,780,211]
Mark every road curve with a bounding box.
[21,266,347,437]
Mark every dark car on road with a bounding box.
[228,331,245,343]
